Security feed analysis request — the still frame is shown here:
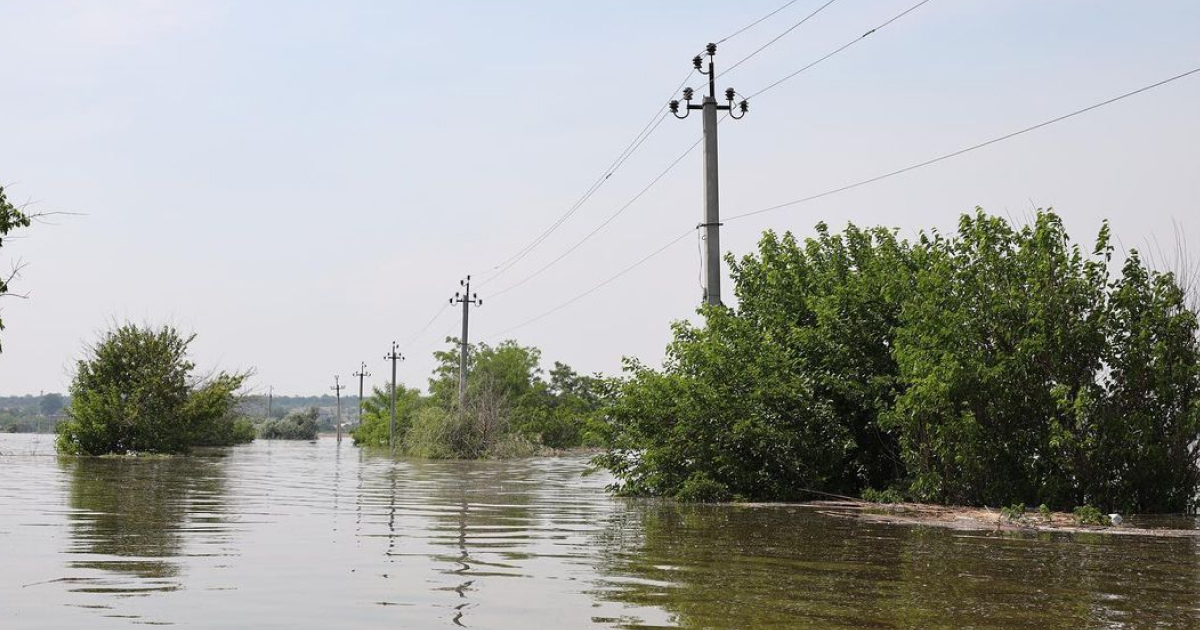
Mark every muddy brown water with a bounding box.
[2,433,1199,629]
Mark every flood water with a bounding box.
[2,434,1199,629]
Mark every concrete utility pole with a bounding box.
[266,386,274,420]
[670,43,749,306]
[352,362,370,428]
[331,375,346,443]
[384,342,405,453]
[449,276,482,409]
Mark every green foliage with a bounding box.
[597,224,910,501]
[56,324,251,454]
[196,416,257,446]
[351,384,424,447]
[676,473,732,503]
[259,407,319,440]
[1072,505,1110,526]
[429,339,608,450]
[600,210,1200,513]
[1038,504,1052,521]
[404,381,538,459]
[0,185,33,352]
[862,488,905,504]
[1000,503,1027,522]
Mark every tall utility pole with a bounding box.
[384,342,404,453]
[670,43,749,306]
[449,276,482,409]
[266,386,274,420]
[331,375,346,443]
[352,362,370,428]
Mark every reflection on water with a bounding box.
[63,454,230,589]
[1,433,1199,629]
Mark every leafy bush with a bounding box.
[676,473,732,503]
[195,416,256,447]
[352,384,424,447]
[259,407,319,440]
[1073,505,1111,526]
[1000,503,1027,522]
[56,325,249,455]
[403,383,537,459]
[1038,504,1052,522]
[599,210,1200,513]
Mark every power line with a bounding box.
[718,0,842,79]
[716,0,804,45]
[478,70,695,286]
[401,302,451,347]
[487,229,694,340]
[726,65,1200,222]
[746,0,933,100]
[489,134,705,300]
[486,65,1200,336]
[479,0,834,287]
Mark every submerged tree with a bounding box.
[56,324,252,455]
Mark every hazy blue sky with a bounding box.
[2,0,1198,396]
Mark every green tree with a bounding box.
[0,185,33,351]
[56,324,251,454]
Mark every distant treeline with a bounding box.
[597,210,1200,514]
[0,394,67,432]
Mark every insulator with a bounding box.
[692,55,702,70]
[725,88,735,101]
[706,43,717,56]
[669,100,679,113]
[683,87,694,101]
[740,100,749,113]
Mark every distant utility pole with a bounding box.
[384,342,405,453]
[267,386,274,420]
[670,43,749,306]
[352,362,370,428]
[331,375,346,443]
[450,276,482,409]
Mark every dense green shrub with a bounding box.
[195,416,257,447]
[259,407,319,440]
[56,325,251,454]
[599,210,1200,512]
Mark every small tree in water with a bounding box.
[56,324,251,455]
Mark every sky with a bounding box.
[1,0,1198,396]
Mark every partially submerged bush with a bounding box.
[259,407,319,440]
[676,473,732,503]
[599,210,1200,513]
[56,325,250,455]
